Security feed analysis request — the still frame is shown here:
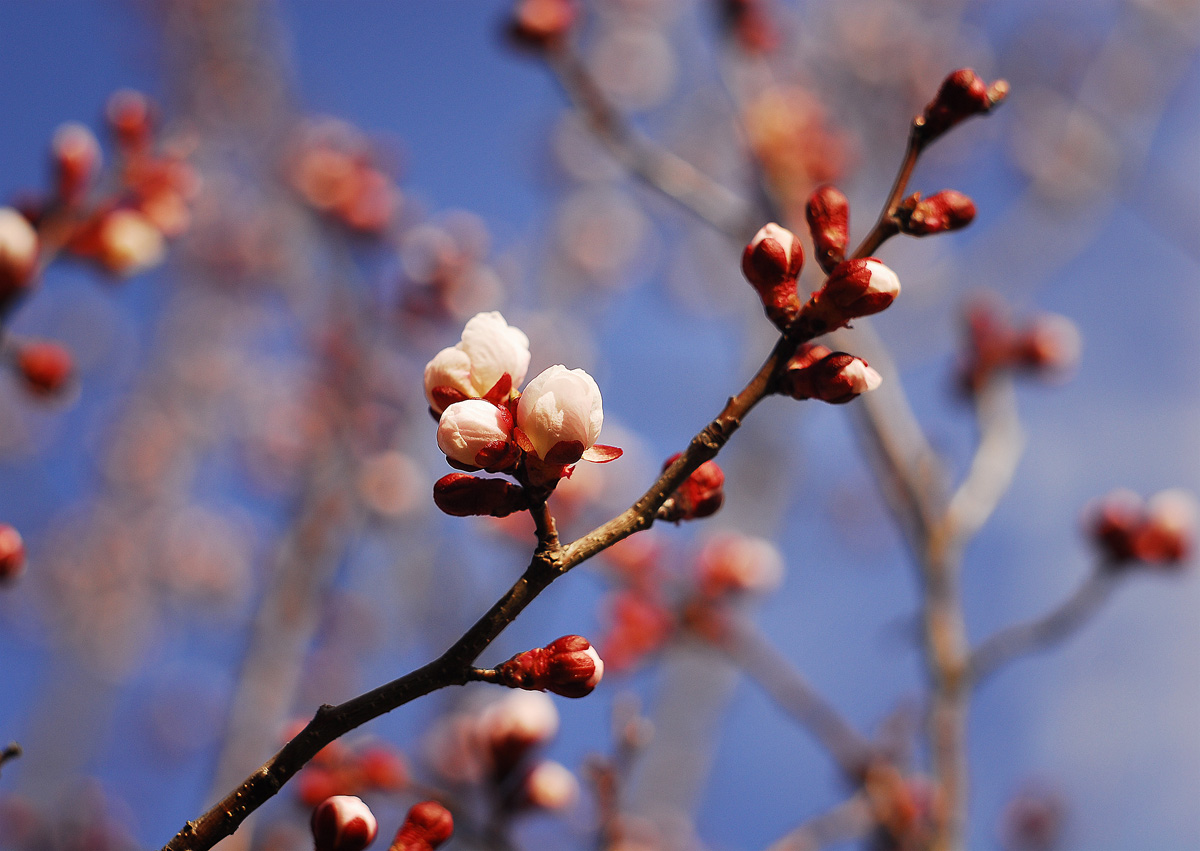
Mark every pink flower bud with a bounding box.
[495,635,605,699]
[310,795,378,851]
[390,801,453,851]
[14,341,74,397]
[695,532,784,598]
[509,0,576,49]
[783,346,882,404]
[816,258,900,321]
[1134,489,1197,566]
[0,208,39,302]
[423,311,530,415]
[660,452,725,522]
[0,524,25,584]
[515,365,605,464]
[106,89,153,151]
[919,69,1008,141]
[1015,314,1081,375]
[479,691,559,775]
[903,190,976,235]
[51,122,102,203]
[95,208,166,275]
[805,185,850,273]
[433,473,528,518]
[520,760,579,810]
[741,223,804,329]
[436,400,518,471]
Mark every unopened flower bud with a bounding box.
[805,185,850,273]
[424,311,530,414]
[516,365,619,466]
[96,208,166,275]
[15,341,73,397]
[509,0,576,49]
[311,796,378,851]
[106,89,153,151]
[51,123,102,203]
[741,223,804,329]
[1087,489,1144,565]
[659,453,725,522]
[919,69,1008,141]
[0,208,39,303]
[783,347,882,404]
[1135,489,1197,566]
[359,744,409,791]
[903,190,976,236]
[520,760,580,810]
[0,524,25,584]
[816,258,900,322]
[479,691,559,775]
[495,635,605,698]
[1015,314,1081,376]
[390,801,453,851]
[437,400,519,471]
[433,473,528,518]
[696,532,784,597]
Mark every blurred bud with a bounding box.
[659,453,725,522]
[600,590,674,672]
[359,744,408,792]
[695,532,784,598]
[520,760,579,810]
[96,208,166,275]
[51,122,102,203]
[1001,787,1066,851]
[805,185,850,273]
[782,346,882,404]
[1014,314,1081,375]
[816,258,900,322]
[902,190,976,236]
[14,341,74,397]
[509,0,576,49]
[106,89,153,151]
[437,400,518,472]
[741,222,804,329]
[433,473,528,518]
[390,801,454,851]
[495,635,605,699]
[1135,489,1197,565]
[919,69,1008,141]
[311,796,378,851]
[1087,489,1144,564]
[423,311,530,415]
[0,524,25,584]
[479,691,559,776]
[0,208,39,302]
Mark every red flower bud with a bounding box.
[390,801,454,851]
[782,346,882,404]
[311,796,377,851]
[659,452,725,521]
[805,185,850,273]
[816,258,900,321]
[741,223,804,329]
[919,69,1008,141]
[106,89,153,152]
[903,190,976,236]
[433,473,528,518]
[15,341,73,397]
[509,0,576,49]
[0,524,25,584]
[359,744,408,791]
[495,635,605,699]
[1087,489,1196,569]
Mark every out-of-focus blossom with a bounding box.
[94,208,167,275]
[13,340,74,397]
[1086,488,1197,568]
[0,524,24,584]
[0,208,39,300]
[390,801,454,851]
[695,532,784,598]
[424,311,530,414]
[51,122,102,203]
[520,760,580,810]
[509,0,576,49]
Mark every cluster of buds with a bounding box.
[781,343,882,405]
[294,735,408,808]
[426,312,621,514]
[896,189,976,237]
[508,0,576,50]
[310,796,378,851]
[0,524,25,584]
[492,635,605,698]
[917,68,1009,143]
[718,0,779,54]
[958,296,1081,394]
[1086,489,1196,568]
[48,90,198,277]
[658,453,725,522]
[288,118,399,234]
[388,801,454,851]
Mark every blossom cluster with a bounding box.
[1087,489,1197,568]
[958,295,1081,394]
[425,311,621,515]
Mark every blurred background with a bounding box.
[0,1,1197,849]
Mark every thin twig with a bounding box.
[0,742,22,777]
[763,792,874,851]
[968,571,1118,686]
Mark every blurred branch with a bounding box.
[0,742,21,776]
[763,792,874,851]
[945,377,1024,543]
[545,46,760,241]
[968,571,1118,686]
